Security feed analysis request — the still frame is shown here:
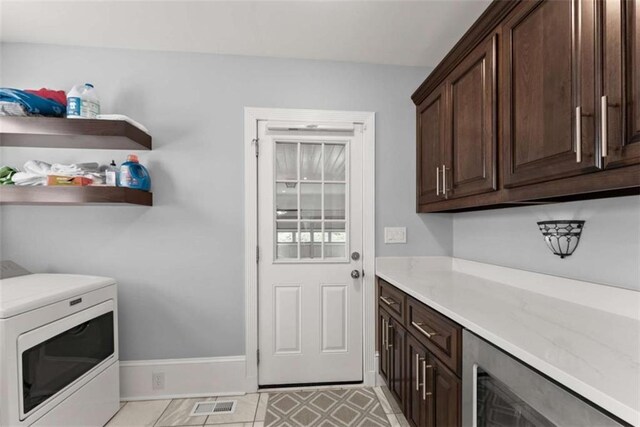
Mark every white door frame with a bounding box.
[244,107,376,391]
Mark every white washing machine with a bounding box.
[0,265,120,426]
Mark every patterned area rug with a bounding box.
[265,388,389,427]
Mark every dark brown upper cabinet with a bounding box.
[445,34,498,198]
[601,0,640,168]
[416,85,447,206]
[502,0,599,188]
[412,0,639,213]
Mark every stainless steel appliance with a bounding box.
[462,330,628,427]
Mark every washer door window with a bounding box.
[19,301,115,418]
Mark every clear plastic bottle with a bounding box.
[66,83,100,119]
[105,160,118,187]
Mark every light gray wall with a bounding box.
[453,196,640,291]
[0,43,452,360]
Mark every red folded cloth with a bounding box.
[25,88,67,106]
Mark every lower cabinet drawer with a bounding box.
[407,297,462,376]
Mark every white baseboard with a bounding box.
[119,356,247,401]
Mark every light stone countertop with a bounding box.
[375,256,640,426]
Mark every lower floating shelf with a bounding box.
[0,186,152,206]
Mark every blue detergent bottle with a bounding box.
[118,154,151,191]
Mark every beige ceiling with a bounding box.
[0,0,491,67]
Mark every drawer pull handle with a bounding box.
[380,296,397,306]
[412,321,438,339]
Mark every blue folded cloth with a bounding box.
[0,88,65,117]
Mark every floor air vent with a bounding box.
[190,400,237,416]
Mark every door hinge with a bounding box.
[253,138,259,157]
[256,246,260,263]
[257,349,260,365]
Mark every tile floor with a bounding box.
[105,387,409,427]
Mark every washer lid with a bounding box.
[0,274,116,319]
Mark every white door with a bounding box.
[257,120,363,386]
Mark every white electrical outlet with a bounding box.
[384,227,407,244]
[152,372,165,390]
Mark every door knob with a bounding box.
[351,270,361,279]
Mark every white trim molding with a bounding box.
[244,107,376,391]
[120,356,246,401]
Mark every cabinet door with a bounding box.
[445,35,497,199]
[417,86,446,206]
[502,0,599,188]
[601,0,640,167]
[406,335,431,427]
[378,308,391,382]
[430,354,461,427]
[388,317,405,410]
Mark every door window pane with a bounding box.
[300,143,322,181]
[324,144,346,181]
[300,183,322,220]
[276,143,298,180]
[324,183,346,220]
[325,222,346,258]
[276,221,298,259]
[276,183,298,220]
[300,222,322,259]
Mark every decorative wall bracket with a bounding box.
[537,220,585,259]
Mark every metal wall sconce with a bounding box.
[537,220,586,259]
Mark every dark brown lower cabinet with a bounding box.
[378,278,462,427]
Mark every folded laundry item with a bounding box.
[23,160,52,176]
[0,88,65,117]
[12,172,47,186]
[96,114,149,133]
[25,88,67,106]
[12,160,51,186]
[50,162,100,176]
[0,101,28,116]
[0,166,17,185]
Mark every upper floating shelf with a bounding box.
[0,117,152,150]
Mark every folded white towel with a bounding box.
[23,160,51,176]
[97,114,149,133]
[50,162,99,176]
[12,172,47,186]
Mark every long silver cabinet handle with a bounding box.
[411,321,438,339]
[422,361,433,400]
[601,95,608,157]
[436,166,440,196]
[387,324,393,350]
[379,296,397,306]
[382,318,387,350]
[441,164,447,198]
[576,106,582,163]
[415,353,425,391]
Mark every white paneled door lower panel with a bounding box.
[321,285,348,352]
[258,120,363,385]
[273,286,301,354]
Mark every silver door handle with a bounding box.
[386,324,393,350]
[576,106,582,163]
[601,95,608,157]
[351,270,360,279]
[411,321,438,339]
[422,360,433,400]
[436,166,440,196]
